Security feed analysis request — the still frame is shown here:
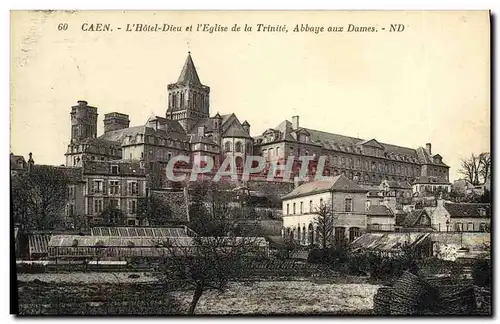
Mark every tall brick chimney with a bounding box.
[104,112,130,133]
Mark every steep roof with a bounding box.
[367,205,393,216]
[444,202,491,219]
[401,209,430,227]
[258,119,450,166]
[99,122,188,144]
[416,147,449,167]
[282,175,367,200]
[177,52,202,85]
[189,134,218,146]
[57,166,84,182]
[224,123,252,138]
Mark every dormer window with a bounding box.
[111,165,118,175]
[479,208,486,217]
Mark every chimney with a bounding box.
[426,143,432,155]
[104,112,130,133]
[77,100,88,107]
[292,116,300,130]
[197,125,205,137]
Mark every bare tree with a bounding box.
[479,152,491,184]
[156,181,263,314]
[314,202,336,249]
[459,153,481,185]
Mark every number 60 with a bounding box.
[58,23,68,31]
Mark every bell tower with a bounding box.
[166,52,210,132]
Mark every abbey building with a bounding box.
[64,51,450,192]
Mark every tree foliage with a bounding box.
[11,165,70,231]
[137,195,172,226]
[99,206,126,226]
[314,201,336,249]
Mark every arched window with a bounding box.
[297,227,301,243]
[302,226,306,245]
[246,142,252,154]
[268,148,274,160]
[276,147,280,158]
[235,141,242,152]
[224,142,231,152]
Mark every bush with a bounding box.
[307,243,349,267]
[472,259,491,288]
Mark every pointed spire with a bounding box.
[177,52,202,85]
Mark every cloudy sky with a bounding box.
[10,10,490,181]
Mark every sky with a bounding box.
[10,10,490,181]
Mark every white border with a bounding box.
[3,1,499,323]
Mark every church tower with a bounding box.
[166,52,210,132]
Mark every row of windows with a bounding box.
[285,198,353,215]
[454,222,489,232]
[169,90,208,111]
[69,144,119,156]
[124,134,189,149]
[283,225,361,245]
[89,180,142,196]
[87,198,138,215]
[224,141,252,153]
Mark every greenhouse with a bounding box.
[47,235,269,260]
[90,226,196,237]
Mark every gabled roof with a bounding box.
[416,147,449,167]
[177,52,202,85]
[189,134,218,146]
[282,175,367,200]
[367,205,393,216]
[223,122,252,138]
[444,202,491,219]
[400,209,430,227]
[357,138,385,149]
